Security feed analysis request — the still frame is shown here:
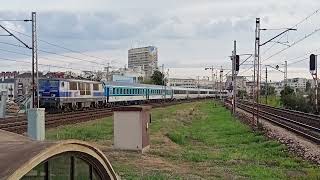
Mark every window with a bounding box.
[61,82,65,87]
[85,83,91,95]
[93,84,99,91]
[70,82,77,90]
[113,88,115,94]
[79,83,85,95]
[22,154,103,180]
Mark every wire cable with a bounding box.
[0,57,95,72]
[1,26,112,64]
[261,8,320,57]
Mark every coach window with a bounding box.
[120,88,123,94]
[116,88,119,94]
[70,82,77,90]
[113,88,115,94]
[61,82,65,87]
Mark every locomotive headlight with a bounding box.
[51,94,56,97]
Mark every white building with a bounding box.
[225,76,247,92]
[0,79,15,100]
[285,78,308,90]
[128,46,158,78]
[110,67,145,83]
[167,78,197,88]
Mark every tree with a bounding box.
[280,86,295,108]
[261,85,276,96]
[150,70,165,85]
[237,90,247,99]
[306,81,311,92]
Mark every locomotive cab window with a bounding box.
[93,84,99,91]
[79,83,85,95]
[70,82,77,90]
[85,83,91,95]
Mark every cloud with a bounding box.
[0,0,320,81]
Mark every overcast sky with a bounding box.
[0,0,319,81]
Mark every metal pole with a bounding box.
[211,66,214,92]
[265,67,268,105]
[232,40,237,115]
[315,56,318,114]
[31,12,38,108]
[284,60,287,86]
[254,18,261,125]
[220,67,223,100]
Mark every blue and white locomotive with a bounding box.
[39,78,104,110]
[39,78,228,110]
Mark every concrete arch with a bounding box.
[0,130,118,179]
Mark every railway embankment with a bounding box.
[224,101,320,164]
[47,100,320,179]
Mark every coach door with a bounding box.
[146,89,150,100]
[106,87,110,103]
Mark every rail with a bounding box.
[226,100,320,144]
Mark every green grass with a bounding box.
[261,95,282,107]
[46,117,114,142]
[46,100,320,179]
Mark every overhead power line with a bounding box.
[0,57,95,72]
[263,27,320,62]
[0,26,112,65]
[0,41,107,68]
[261,8,320,57]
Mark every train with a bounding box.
[39,78,229,110]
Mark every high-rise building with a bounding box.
[128,46,158,78]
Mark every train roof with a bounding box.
[102,81,172,89]
[171,86,214,91]
[39,78,101,83]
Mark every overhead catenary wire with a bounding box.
[0,57,96,72]
[262,27,320,62]
[0,41,108,68]
[0,26,112,65]
[0,48,100,69]
[260,9,320,56]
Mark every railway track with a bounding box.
[227,100,320,144]
[0,99,203,134]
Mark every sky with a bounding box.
[0,0,320,81]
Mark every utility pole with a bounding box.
[265,66,268,105]
[310,54,318,114]
[0,13,38,107]
[254,18,261,125]
[284,60,288,86]
[232,40,237,115]
[204,66,214,92]
[219,67,223,100]
[211,66,214,91]
[197,76,200,96]
[105,62,110,81]
[161,64,166,100]
[31,12,38,108]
